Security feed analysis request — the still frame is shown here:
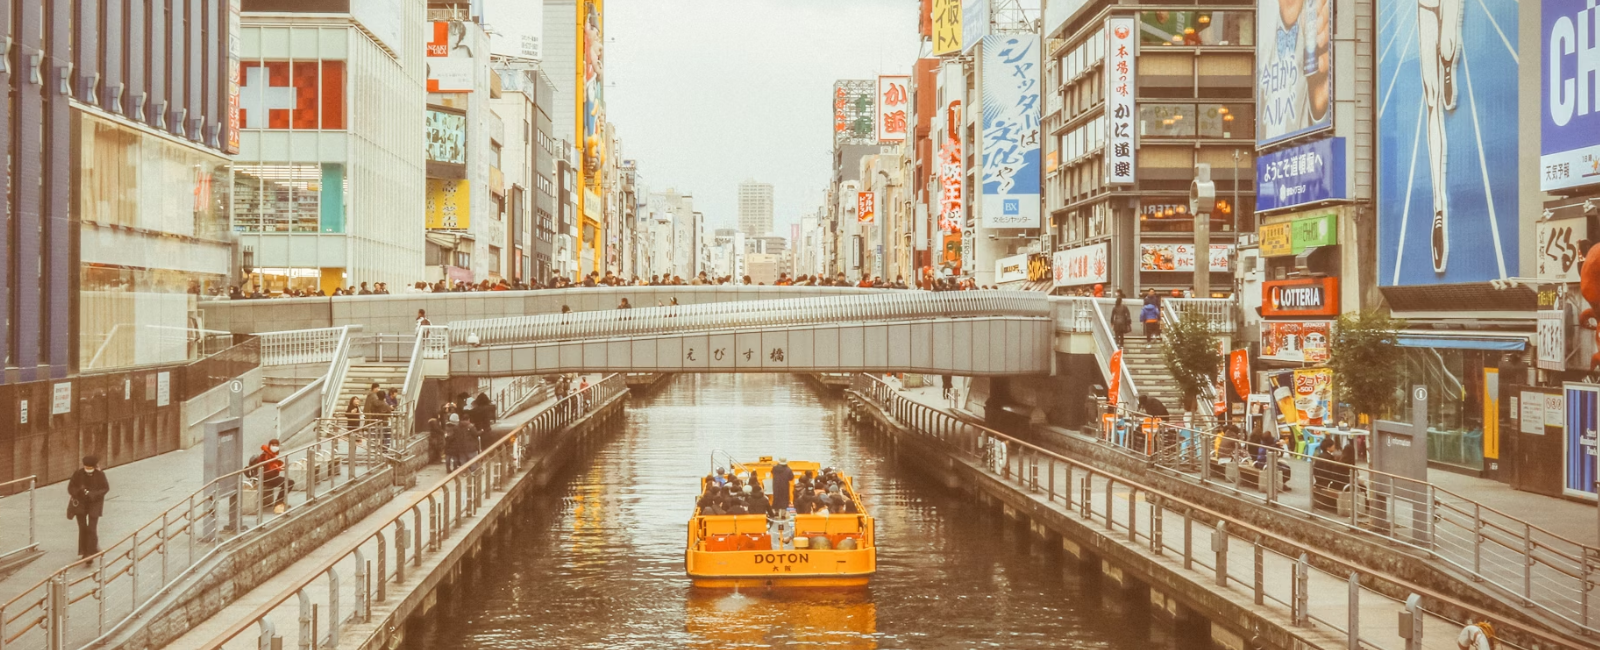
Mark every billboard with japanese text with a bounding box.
[939,101,964,232]
[580,0,606,192]
[834,80,877,146]
[878,76,910,142]
[1104,17,1136,184]
[1053,242,1108,287]
[979,34,1041,229]
[1378,0,1518,285]
[1257,0,1333,145]
[1256,136,1346,211]
[933,0,962,56]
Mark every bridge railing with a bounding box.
[850,374,1577,650]
[193,375,627,650]
[1050,297,1141,413]
[0,412,416,650]
[259,327,346,367]
[448,291,1051,347]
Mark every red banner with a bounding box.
[1107,350,1124,407]
[1229,349,1251,400]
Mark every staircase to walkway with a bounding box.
[1118,339,1182,411]
[334,362,408,412]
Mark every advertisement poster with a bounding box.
[857,191,876,225]
[1377,0,1518,285]
[226,0,241,153]
[425,107,467,165]
[1260,320,1332,363]
[1271,369,1333,429]
[1256,138,1347,211]
[1563,383,1598,496]
[877,76,909,142]
[1139,243,1233,272]
[425,179,471,229]
[1052,242,1108,287]
[932,0,962,55]
[580,0,606,191]
[1541,0,1600,191]
[52,382,72,415]
[1104,17,1137,184]
[979,35,1042,229]
[1257,0,1333,145]
[425,21,475,93]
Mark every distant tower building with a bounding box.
[738,179,774,236]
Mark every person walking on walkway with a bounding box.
[1139,300,1161,342]
[1110,290,1132,347]
[67,456,110,559]
[256,439,293,513]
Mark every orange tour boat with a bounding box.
[685,456,876,588]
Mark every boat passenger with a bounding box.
[771,459,795,511]
[712,467,728,486]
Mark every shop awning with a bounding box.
[1396,332,1528,351]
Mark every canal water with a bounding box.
[413,374,1206,649]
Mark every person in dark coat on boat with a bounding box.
[67,456,111,558]
[770,458,795,511]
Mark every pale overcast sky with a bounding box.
[604,0,923,234]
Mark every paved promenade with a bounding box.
[0,404,279,604]
[890,381,1598,547]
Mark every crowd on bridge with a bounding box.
[210,269,1025,300]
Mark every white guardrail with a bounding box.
[448,291,1052,347]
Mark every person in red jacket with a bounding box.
[256,439,294,513]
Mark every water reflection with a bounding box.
[413,374,1206,649]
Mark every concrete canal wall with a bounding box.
[333,389,629,650]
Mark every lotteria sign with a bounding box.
[1542,0,1600,191]
[1262,277,1340,317]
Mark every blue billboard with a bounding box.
[979,34,1041,229]
[1566,384,1598,497]
[1377,0,1518,286]
[1541,0,1600,191]
[1257,137,1346,212]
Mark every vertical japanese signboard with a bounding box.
[933,0,962,55]
[834,80,877,146]
[580,0,606,193]
[1104,17,1136,185]
[857,191,877,225]
[1535,217,1583,282]
[226,0,241,153]
[1539,309,1566,371]
[979,34,1041,229]
[939,101,964,233]
[877,76,910,142]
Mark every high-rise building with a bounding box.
[738,179,774,236]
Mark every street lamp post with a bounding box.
[1190,164,1216,297]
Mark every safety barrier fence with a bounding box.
[258,328,346,367]
[0,477,38,566]
[852,374,1578,650]
[1087,406,1600,637]
[447,291,1051,347]
[0,413,417,650]
[493,375,550,417]
[401,327,448,408]
[194,374,626,650]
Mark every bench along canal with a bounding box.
[408,374,1207,649]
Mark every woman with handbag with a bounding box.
[66,456,110,559]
